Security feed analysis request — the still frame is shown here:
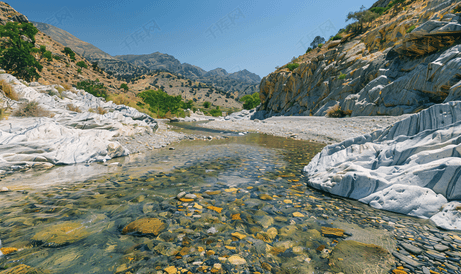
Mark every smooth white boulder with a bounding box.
[0,74,157,173]
[304,101,461,229]
[430,202,461,230]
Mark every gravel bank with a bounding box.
[202,115,410,144]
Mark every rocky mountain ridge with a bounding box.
[33,22,261,98]
[257,0,461,118]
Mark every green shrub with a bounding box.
[317,43,324,48]
[14,101,51,117]
[454,6,461,13]
[407,25,416,33]
[77,68,82,73]
[43,51,52,61]
[331,34,342,40]
[370,7,386,15]
[306,47,313,54]
[52,55,60,60]
[203,101,211,108]
[120,83,129,91]
[62,47,75,61]
[338,73,346,80]
[286,63,300,71]
[240,92,260,110]
[76,61,87,69]
[138,89,184,117]
[209,106,222,117]
[76,80,108,100]
[0,22,43,82]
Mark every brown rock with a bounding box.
[258,194,273,200]
[0,247,17,255]
[32,222,89,247]
[0,264,47,274]
[321,227,345,237]
[122,218,167,236]
[329,240,395,274]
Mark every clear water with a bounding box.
[0,123,456,273]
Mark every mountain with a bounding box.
[115,52,261,97]
[33,22,261,97]
[256,0,461,118]
[32,22,150,77]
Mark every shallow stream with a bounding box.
[0,122,459,274]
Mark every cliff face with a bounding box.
[258,0,461,118]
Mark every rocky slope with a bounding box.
[258,0,461,118]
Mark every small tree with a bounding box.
[0,22,43,82]
[120,83,129,91]
[346,5,379,34]
[76,61,87,69]
[240,92,261,110]
[203,101,211,108]
[310,36,325,49]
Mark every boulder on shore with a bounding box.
[304,101,461,230]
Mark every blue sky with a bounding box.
[14,0,377,78]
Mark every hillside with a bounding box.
[115,52,262,98]
[32,22,150,77]
[257,0,461,118]
[33,22,261,97]
[0,7,242,114]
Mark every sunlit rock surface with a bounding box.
[0,73,157,173]
[304,101,461,229]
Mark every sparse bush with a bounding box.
[331,34,342,40]
[407,25,416,33]
[53,55,61,60]
[306,47,313,54]
[325,103,348,118]
[96,106,106,115]
[77,68,82,73]
[0,80,18,100]
[62,47,75,61]
[14,101,52,117]
[67,103,81,113]
[43,51,52,61]
[112,94,130,106]
[209,106,222,117]
[120,83,129,91]
[76,80,108,100]
[76,61,87,69]
[286,63,300,71]
[317,43,324,48]
[454,5,461,13]
[338,73,347,80]
[203,101,211,108]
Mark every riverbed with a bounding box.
[0,122,459,274]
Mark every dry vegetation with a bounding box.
[325,103,352,118]
[14,101,52,117]
[67,104,81,113]
[0,79,18,101]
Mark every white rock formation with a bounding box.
[0,73,157,174]
[304,101,461,229]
